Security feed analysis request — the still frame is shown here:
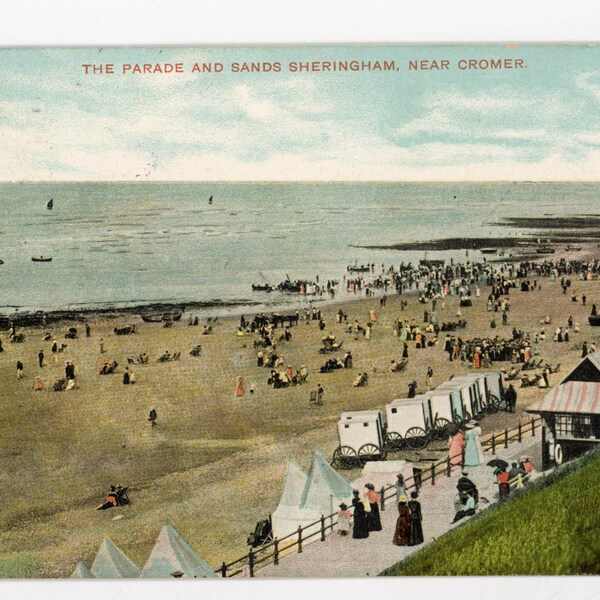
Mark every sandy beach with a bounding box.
[0,244,599,577]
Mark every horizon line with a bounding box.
[3,179,600,184]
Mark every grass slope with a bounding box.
[383,448,600,576]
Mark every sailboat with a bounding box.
[208,195,213,205]
[47,199,53,210]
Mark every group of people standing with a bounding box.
[340,484,383,539]
[338,475,424,547]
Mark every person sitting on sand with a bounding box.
[96,486,118,510]
[352,372,368,387]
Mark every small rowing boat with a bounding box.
[480,248,498,254]
[141,311,183,323]
[565,245,582,251]
[32,256,52,262]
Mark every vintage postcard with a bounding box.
[1,44,600,582]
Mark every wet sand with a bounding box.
[0,247,599,576]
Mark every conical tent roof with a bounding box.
[71,561,95,578]
[141,525,216,578]
[90,537,141,578]
[276,461,309,508]
[301,451,353,512]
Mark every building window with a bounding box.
[554,414,592,439]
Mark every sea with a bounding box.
[0,181,598,315]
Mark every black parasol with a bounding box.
[487,458,509,469]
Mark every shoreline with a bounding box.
[3,238,598,328]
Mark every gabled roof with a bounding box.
[141,525,216,578]
[561,352,600,384]
[90,537,141,578]
[527,381,600,415]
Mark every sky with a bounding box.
[2,44,600,181]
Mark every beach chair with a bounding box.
[309,390,323,408]
[115,486,130,506]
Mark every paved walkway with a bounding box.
[257,436,542,577]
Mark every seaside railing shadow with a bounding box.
[216,416,541,577]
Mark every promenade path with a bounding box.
[257,436,542,578]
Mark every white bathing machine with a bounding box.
[332,409,388,468]
[451,372,505,414]
[385,395,432,450]
[426,381,471,426]
[444,375,486,418]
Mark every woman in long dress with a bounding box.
[234,376,245,398]
[448,430,465,466]
[352,491,369,539]
[364,484,382,532]
[463,424,480,467]
[393,497,411,546]
[408,492,424,546]
[472,421,485,463]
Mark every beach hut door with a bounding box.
[450,391,463,421]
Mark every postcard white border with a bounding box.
[1,1,598,599]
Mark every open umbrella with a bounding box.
[487,458,509,469]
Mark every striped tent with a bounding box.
[527,381,600,414]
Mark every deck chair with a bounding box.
[309,390,323,408]
[115,486,130,506]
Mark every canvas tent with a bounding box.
[90,537,141,578]
[71,561,95,578]
[272,452,353,541]
[141,524,216,578]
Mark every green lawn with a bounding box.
[383,447,600,576]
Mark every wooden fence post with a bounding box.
[249,550,255,578]
[518,422,522,443]
[297,526,303,553]
[320,515,326,542]
[531,419,536,437]
[219,562,227,578]
[504,428,509,448]
[446,456,451,477]
[274,539,279,566]
[491,434,496,455]
[431,462,436,486]
[380,486,386,511]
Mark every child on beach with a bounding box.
[337,503,352,536]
